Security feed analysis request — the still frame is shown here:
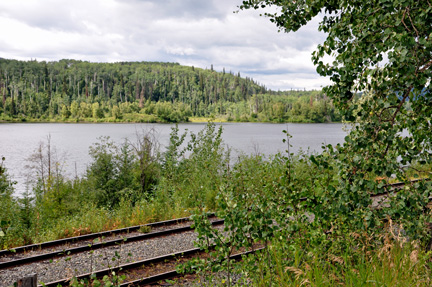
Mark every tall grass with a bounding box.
[245,235,432,287]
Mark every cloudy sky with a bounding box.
[0,0,331,91]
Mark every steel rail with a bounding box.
[295,178,431,203]
[370,178,431,198]
[0,217,186,256]
[41,247,204,287]
[0,219,224,270]
[0,213,215,256]
[41,246,264,287]
[119,247,264,287]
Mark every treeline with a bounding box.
[0,58,340,123]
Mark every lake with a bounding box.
[0,122,347,195]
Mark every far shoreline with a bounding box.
[0,116,340,125]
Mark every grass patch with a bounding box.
[189,116,228,123]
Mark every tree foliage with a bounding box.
[240,1,431,99]
[0,158,16,231]
[240,0,432,233]
[0,59,339,123]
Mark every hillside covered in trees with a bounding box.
[0,59,340,123]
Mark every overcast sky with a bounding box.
[0,0,331,91]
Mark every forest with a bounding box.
[0,58,340,123]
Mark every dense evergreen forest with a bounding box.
[0,58,340,123]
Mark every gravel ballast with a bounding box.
[0,230,199,286]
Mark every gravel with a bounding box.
[172,272,251,287]
[0,229,199,286]
[0,221,195,263]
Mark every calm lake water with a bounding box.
[0,122,347,195]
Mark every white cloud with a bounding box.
[0,0,329,90]
[251,73,332,91]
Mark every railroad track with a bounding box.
[0,217,223,269]
[367,178,432,210]
[0,215,223,287]
[42,246,264,287]
[3,179,430,286]
[1,215,213,257]
[371,178,430,197]
[296,178,430,203]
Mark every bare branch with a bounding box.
[407,10,419,38]
[390,87,412,125]
[401,8,411,33]
[378,105,399,121]
[419,59,432,73]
